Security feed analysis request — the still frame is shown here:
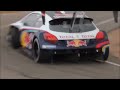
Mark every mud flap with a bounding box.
[101,45,110,61]
[96,45,109,61]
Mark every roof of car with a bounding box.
[32,11,87,19]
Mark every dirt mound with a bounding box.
[108,28,120,59]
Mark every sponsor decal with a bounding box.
[21,32,33,49]
[54,12,85,18]
[21,32,30,47]
[82,35,95,38]
[55,11,65,14]
[59,35,74,39]
[59,35,95,39]
[67,40,87,47]
[53,14,71,18]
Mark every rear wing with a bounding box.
[42,11,119,23]
[41,11,66,25]
[41,11,86,25]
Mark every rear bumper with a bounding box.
[41,39,110,50]
[42,48,101,55]
[41,42,110,55]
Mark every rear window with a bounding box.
[49,18,96,33]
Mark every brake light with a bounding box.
[96,31,105,40]
[43,32,58,44]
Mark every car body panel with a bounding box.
[9,11,110,54]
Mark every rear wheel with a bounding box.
[32,38,51,63]
[102,47,109,61]
[9,27,21,49]
[97,47,109,62]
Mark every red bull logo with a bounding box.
[21,32,31,48]
[67,40,87,47]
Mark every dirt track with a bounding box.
[0,11,120,79]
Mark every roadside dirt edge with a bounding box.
[108,28,120,59]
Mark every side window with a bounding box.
[35,17,43,27]
[22,13,42,27]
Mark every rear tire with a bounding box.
[97,47,109,62]
[9,27,21,49]
[32,38,51,63]
[102,47,109,61]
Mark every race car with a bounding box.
[7,11,110,63]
